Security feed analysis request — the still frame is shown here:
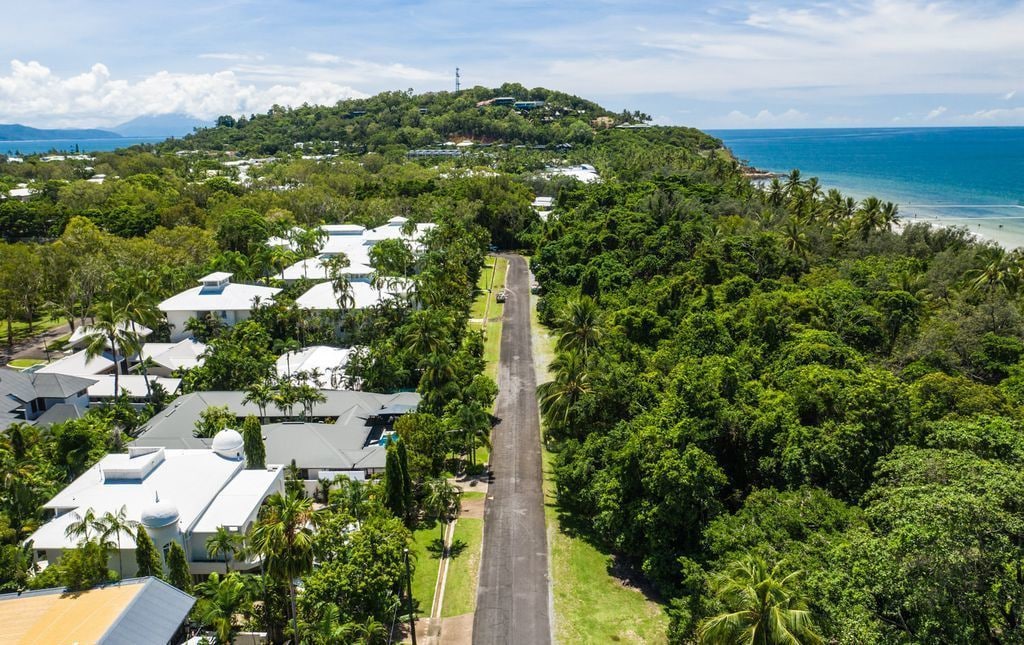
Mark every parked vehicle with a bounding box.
[496,290,507,303]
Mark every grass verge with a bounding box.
[440,517,483,618]
[411,524,443,615]
[531,290,669,644]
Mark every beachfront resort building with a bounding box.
[28,434,285,577]
[0,577,195,644]
[133,390,419,489]
[158,272,281,341]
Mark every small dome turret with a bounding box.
[212,428,244,459]
[141,493,180,529]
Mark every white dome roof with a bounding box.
[141,497,180,528]
[211,428,244,455]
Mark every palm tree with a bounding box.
[272,378,299,420]
[404,309,453,356]
[697,555,823,645]
[853,196,885,241]
[65,507,102,544]
[784,169,803,195]
[98,505,139,579]
[422,477,461,542]
[537,350,591,439]
[82,301,137,397]
[456,401,492,466]
[116,289,159,400]
[295,384,326,420]
[335,477,369,522]
[247,492,315,642]
[782,218,811,262]
[556,297,602,355]
[324,253,355,312]
[194,572,248,644]
[206,526,242,574]
[243,380,275,422]
[418,352,459,414]
[340,616,389,645]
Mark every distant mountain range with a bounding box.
[0,123,121,141]
[112,114,212,138]
[0,114,212,142]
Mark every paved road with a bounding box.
[473,255,552,645]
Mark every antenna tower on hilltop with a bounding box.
[455,67,461,93]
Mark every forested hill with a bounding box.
[158,83,654,154]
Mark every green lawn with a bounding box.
[440,517,483,618]
[470,258,497,320]
[532,287,669,643]
[411,525,443,615]
[4,313,65,344]
[483,319,502,383]
[6,358,44,368]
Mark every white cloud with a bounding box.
[1006,90,1017,100]
[199,53,265,62]
[950,106,1024,125]
[925,106,947,120]
[711,108,809,128]
[307,52,341,65]
[0,59,368,127]
[530,1,1024,102]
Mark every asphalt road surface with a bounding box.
[473,255,552,645]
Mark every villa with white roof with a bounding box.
[295,279,414,312]
[158,272,281,341]
[28,430,284,577]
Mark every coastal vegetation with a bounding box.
[1,85,1021,643]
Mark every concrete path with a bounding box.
[472,255,551,645]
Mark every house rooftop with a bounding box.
[158,278,281,313]
[29,446,270,551]
[36,350,115,377]
[0,577,195,645]
[295,279,412,311]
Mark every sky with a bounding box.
[1,0,1023,130]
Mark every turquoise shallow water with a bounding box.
[0,137,164,155]
[710,127,1024,247]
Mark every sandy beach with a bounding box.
[901,206,1024,250]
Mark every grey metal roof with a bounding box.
[134,390,418,471]
[30,372,97,399]
[0,368,36,405]
[99,577,195,645]
[33,402,86,426]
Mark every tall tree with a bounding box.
[97,505,139,579]
[166,541,192,593]
[384,444,406,520]
[241,415,267,469]
[247,492,315,642]
[134,526,162,579]
[206,526,242,574]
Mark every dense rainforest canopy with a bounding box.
[1,85,1022,643]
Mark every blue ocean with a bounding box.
[710,127,1024,247]
[0,137,165,155]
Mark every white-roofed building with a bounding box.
[86,375,182,400]
[547,164,601,183]
[28,436,284,577]
[276,345,354,388]
[280,255,374,284]
[295,279,414,312]
[158,273,281,341]
[68,321,153,348]
[36,350,116,377]
[139,339,207,376]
